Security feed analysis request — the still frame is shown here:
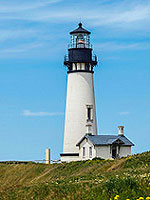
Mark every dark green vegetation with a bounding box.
[0,152,150,200]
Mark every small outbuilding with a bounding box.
[76,126,134,160]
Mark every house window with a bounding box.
[110,145,112,154]
[86,105,93,122]
[89,147,92,158]
[83,147,85,157]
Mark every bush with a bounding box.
[92,157,104,161]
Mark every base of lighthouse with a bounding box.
[60,153,80,162]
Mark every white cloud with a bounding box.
[90,4,150,26]
[0,0,149,29]
[0,0,150,58]
[0,0,62,12]
[21,110,63,117]
[95,42,150,51]
[0,40,65,59]
[119,112,130,115]
[0,42,44,59]
[1,42,43,53]
[0,29,38,42]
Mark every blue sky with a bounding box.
[0,0,150,161]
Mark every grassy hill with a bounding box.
[0,152,150,200]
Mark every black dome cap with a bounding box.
[70,23,91,34]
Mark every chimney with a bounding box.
[118,126,124,136]
[45,148,50,164]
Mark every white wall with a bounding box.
[79,142,132,160]
[45,149,50,164]
[95,145,131,159]
[119,146,131,157]
[63,70,97,157]
[95,146,112,159]
[79,138,96,160]
[61,156,80,162]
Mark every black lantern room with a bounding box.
[64,23,97,73]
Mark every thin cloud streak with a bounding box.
[0,0,150,58]
[0,0,62,12]
[0,1,149,30]
[0,42,43,53]
[0,29,38,42]
[22,110,64,117]
[119,112,130,116]
[0,41,65,58]
[95,42,150,51]
[91,5,150,26]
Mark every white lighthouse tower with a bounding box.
[60,23,98,162]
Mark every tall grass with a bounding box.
[0,151,149,199]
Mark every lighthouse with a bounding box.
[60,23,98,162]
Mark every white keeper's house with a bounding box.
[60,23,134,162]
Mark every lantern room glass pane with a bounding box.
[70,33,90,48]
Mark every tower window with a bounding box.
[85,63,89,71]
[75,63,77,70]
[86,105,93,122]
[73,63,77,70]
[80,63,82,70]
[86,124,92,134]
[83,147,85,157]
[89,147,92,158]
[87,108,91,120]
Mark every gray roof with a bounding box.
[76,134,134,146]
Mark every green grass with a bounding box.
[0,152,150,200]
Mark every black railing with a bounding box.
[64,54,97,66]
[0,160,61,164]
[92,55,97,63]
[64,55,69,62]
[68,44,93,49]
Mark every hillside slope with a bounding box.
[0,152,150,200]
